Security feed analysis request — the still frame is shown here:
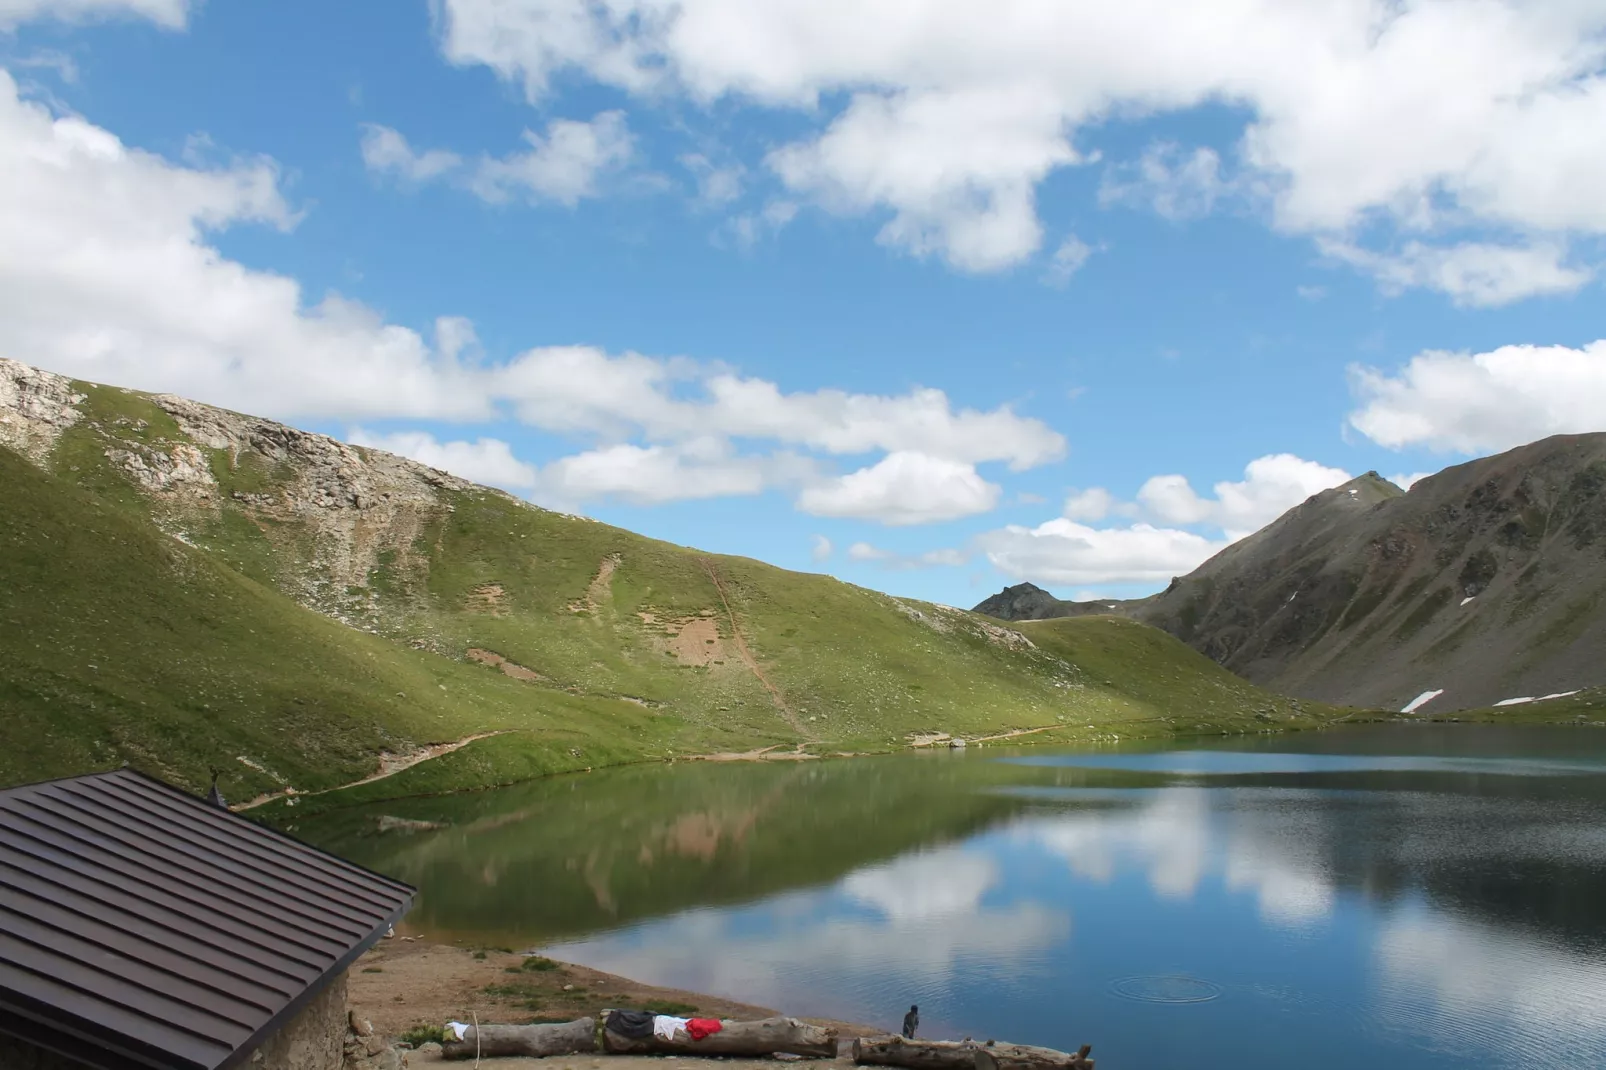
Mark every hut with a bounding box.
[0,768,414,1070]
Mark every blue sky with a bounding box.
[2,0,1603,608]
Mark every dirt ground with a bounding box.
[348,936,880,1063]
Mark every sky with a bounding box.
[2,0,1604,609]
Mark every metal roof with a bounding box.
[0,768,414,1070]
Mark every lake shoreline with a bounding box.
[348,934,887,1048]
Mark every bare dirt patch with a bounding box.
[662,616,726,667]
[570,553,622,613]
[467,647,544,682]
[466,583,509,616]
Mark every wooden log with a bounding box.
[602,1015,838,1058]
[854,1035,1093,1070]
[975,1041,1093,1070]
[440,1018,597,1060]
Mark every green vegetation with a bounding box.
[0,373,1359,810]
[398,1025,448,1047]
[1436,687,1606,725]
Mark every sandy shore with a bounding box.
[349,936,881,1065]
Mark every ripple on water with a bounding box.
[1107,975,1224,1004]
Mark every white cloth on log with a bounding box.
[445,1022,469,1041]
[654,1015,690,1040]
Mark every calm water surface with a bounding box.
[303,726,1606,1070]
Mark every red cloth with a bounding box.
[686,1019,724,1041]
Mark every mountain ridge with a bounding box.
[974,440,1606,713]
[1,357,1347,806]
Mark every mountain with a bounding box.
[974,443,1606,714]
[0,358,1344,807]
[971,583,1117,621]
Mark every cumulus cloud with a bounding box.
[1042,234,1094,287]
[846,541,968,570]
[1348,339,1606,453]
[348,429,538,491]
[1389,472,1432,491]
[0,77,1059,521]
[681,152,745,206]
[468,111,634,206]
[359,124,463,183]
[363,113,634,206]
[1321,239,1594,308]
[0,0,188,28]
[1099,142,1232,221]
[434,0,1606,293]
[975,454,1352,585]
[976,518,1226,586]
[799,452,1001,525]
[1136,454,1352,539]
[810,534,833,562]
[1061,487,1114,522]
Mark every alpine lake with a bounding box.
[301,725,1606,1070]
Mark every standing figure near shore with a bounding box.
[902,1005,919,1040]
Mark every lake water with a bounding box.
[302,726,1606,1070]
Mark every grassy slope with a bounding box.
[1424,686,1606,725]
[2,374,1360,807]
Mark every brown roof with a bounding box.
[0,768,414,1070]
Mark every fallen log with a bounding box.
[853,1035,1093,1070]
[976,1042,1093,1070]
[440,1018,596,1060]
[602,1015,838,1058]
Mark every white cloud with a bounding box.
[359,124,463,183]
[348,429,538,491]
[360,113,633,206]
[0,71,491,423]
[1348,339,1606,453]
[680,152,744,206]
[1136,454,1352,540]
[1061,486,1114,522]
[1042,234,1094,286]
[1388,471,1432,491]
[846,541,968,570]
[536,440,788,505]
[799,451,1000,525]
[0,0,187,28]
[810,534,832,562]
[767,87,1078,271]
[977,453,1351,585]
[0,77,1058,520]
[468,111,634,206]
[1296,284,1327,301]
[434,0,1606,290]
[1321,238,1594,308]
[976,518,1226,586]
[1099,142,1231,221]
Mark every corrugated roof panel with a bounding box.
[0,769,415,1070]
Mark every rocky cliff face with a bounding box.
[975,445,1606,713]
[0,356,517,635]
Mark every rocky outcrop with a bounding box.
[0,357,537,634]
[0,357,85,463]
[970,583,1121,622]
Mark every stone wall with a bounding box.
[245,970,349,1070]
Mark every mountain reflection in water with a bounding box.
[302,725,1606,1070]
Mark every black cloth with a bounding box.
[902,1010,919,1039]
[606,1010,656,1039]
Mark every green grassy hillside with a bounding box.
[0,363,1358,807]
